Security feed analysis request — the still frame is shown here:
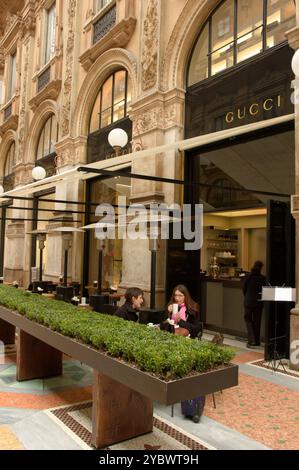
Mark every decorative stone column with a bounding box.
[286,25,299,370]
[42,137,87,284]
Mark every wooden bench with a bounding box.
[0,305,238,449]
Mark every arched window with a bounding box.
[36,114,58,160]
[188,0,296,86]
[89,70,132,133]
[4,142,16,176]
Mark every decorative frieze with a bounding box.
[18,39,30,164]
[61,0,77,138]
[133,103,181,135]
[141,0,159,92]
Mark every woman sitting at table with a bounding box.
[165,284,201,338]
[114,287,144,322]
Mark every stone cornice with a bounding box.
[0,15,21,51]
[79,17,137,71]
[0,114,18,136]
[286,26,299,50]
[28,79,62,111]
[130,88,186,114]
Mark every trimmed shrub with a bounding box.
[0,285,235,380]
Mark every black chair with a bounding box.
[99,304,118,316]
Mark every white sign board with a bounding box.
[262,287,296,302]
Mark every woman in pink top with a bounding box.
[166,284,201,338]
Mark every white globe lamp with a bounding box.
[292,49,299,76]
[108,128,128,156]
[32,166,46,181]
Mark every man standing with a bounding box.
[243,261,267,348]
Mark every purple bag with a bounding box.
[181,396,206,423]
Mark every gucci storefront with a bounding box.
[167,0,296,359]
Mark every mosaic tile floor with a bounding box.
[47,402,211,450]
[0,338,299,450]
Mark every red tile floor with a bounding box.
[203,352,299,450]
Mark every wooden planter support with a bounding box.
[0,306,238,448]
[17,329,63,381]
[0,318,15,345]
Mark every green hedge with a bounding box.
[0,285,235,380]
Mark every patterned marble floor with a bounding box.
[0,338,298,450]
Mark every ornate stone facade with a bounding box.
[141,0,159,92]
[61,0,77,138]
[0,0,298,355]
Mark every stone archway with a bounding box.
[161,0,220,92]
[0,130,17,178]
[72,48,137,139]
[24,100,59,165]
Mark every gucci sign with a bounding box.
[225,95,282,124]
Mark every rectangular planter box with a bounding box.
[0,306,238,405]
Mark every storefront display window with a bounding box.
[89,70,131,134]
[188,0,296,85]
[36,114,58,160]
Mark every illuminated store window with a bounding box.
[89,70,131,133]
[188,0,296,85]
[36,114,58,160]
[237,0,263,64]
[267,0,296,48]
[4,142,16,176]
[211,0,234,76]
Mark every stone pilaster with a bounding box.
[287,24,299,370]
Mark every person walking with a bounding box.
[242,261,267,348]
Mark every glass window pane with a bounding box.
[43,117,51,156]
[90,91,101,133]
[45,4,56,64]
[101,76,113,112]
[8,53,17,99]
[5,143,15,176]
[237,0,263,64]
[50,114,58,153]
[95,0,111,13]
[113,70,126,107]
[267,0,296,48]
[101,107,112,128]
[37,130,44,160]
[126,77,132,110]
[113,100,125,122]
[211,0,234,76]
[188,23,209,86]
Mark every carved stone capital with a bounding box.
[131,89,185,136]
[55,136,88,169]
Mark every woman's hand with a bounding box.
[173,313,181,324]
[168,304,173,314]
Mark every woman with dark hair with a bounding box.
[166,284,201,339]
[165,285,204,423]
[243,261,267,348]
[115,287,144,322]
